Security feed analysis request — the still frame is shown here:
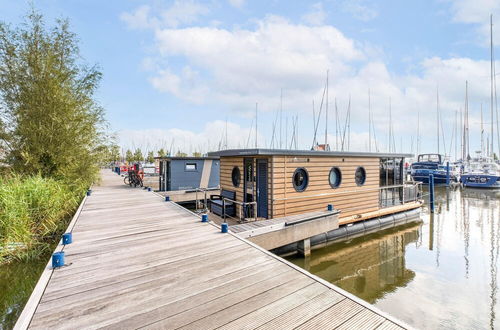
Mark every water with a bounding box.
[287,187,500,330]
[0,256,48,329]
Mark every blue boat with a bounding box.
[460,158,500,189]
[410,154,459,184]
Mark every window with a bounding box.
[232,166,241,187]
[185,163,197,171]
[355,167,366,186]
[329,167,342,188]
[292,168,308,192]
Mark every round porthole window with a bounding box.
[293,168,308,192]
[329,167,342,188]
[355,167,366,186]
[231,166,241,187]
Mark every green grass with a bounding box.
[0,174,82,262]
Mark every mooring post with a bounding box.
[62,233,72,245]
[429,173,435,213]
[446,161,450,186]
[297,238,311,257]
[51,251,65,269]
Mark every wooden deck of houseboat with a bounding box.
[16,170,409,330]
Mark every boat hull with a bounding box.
[460,174,500,189]
[411,170,457,185]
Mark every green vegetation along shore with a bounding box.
[0,8,115,263]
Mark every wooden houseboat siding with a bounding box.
[271,156,380,219]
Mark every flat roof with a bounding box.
[207,148,413,158]
[155,156,219,160]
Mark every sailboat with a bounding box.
[461,15,500,189]
[410,88,460,184]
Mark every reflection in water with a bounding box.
[287,187,500,330]
[290,223,420,304]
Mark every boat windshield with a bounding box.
[417,154,441,163]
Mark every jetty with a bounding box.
[16,170,409,329]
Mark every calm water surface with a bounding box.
[287,187,500,330]
[0,256,47,330]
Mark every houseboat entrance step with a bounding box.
[229,210,340,252]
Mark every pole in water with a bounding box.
[429,173,435,213]
[446,161,450,186]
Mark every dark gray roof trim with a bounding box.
[207,148,413,158]
[154,156,220,160]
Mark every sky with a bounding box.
[1,0,500,158]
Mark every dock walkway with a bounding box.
[16,170,408,330]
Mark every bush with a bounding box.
[0,174,81,262]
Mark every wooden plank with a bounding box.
[18,170,407,330]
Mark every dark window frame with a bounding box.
[185,162,198,172]
[292,167,309,192]
[355,166,366,186]
[329,167,342,188]
[231,166,241,187]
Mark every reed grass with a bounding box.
[0,174,82,262]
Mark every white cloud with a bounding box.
[120,5,156,30]
[121,5,500,155]
[117,120,262,153]
[446,0,500,44]
[228,0,245,9]
[341,0,378,22]
[120,1,209,30]
[151,15,363,111]
[161,0,209,28]
[301,2,327,26]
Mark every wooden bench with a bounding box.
[210,189,236,217]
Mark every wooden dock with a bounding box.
[16,170,409,330]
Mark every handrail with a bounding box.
[221,197,258,223]
[272,183,422,202]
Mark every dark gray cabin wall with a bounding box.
[208,160,220,188]
[170,159,205,190]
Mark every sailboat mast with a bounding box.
[369,88,372,152]
[481,103,484,156]
[280,89,283,149]
[417,108,420,156]
[255,102,258,148]
[335,98,339,150]
[388,98,392,153]
[491,14,494,158]
[465,81,470,161]
[437,86,440,155]
[325,70,329,148]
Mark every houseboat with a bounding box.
[207,149,422,225]
[156,156,221,204]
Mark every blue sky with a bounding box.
[1,0,500,158]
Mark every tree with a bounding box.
[175,151,188,157]
[192,151,202,157]
[125,149,133,163]
[157,148,166,158]
[146,151,155,164]
[0,9,107,187]
[110,145,121,162]
[133,148,144,162]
